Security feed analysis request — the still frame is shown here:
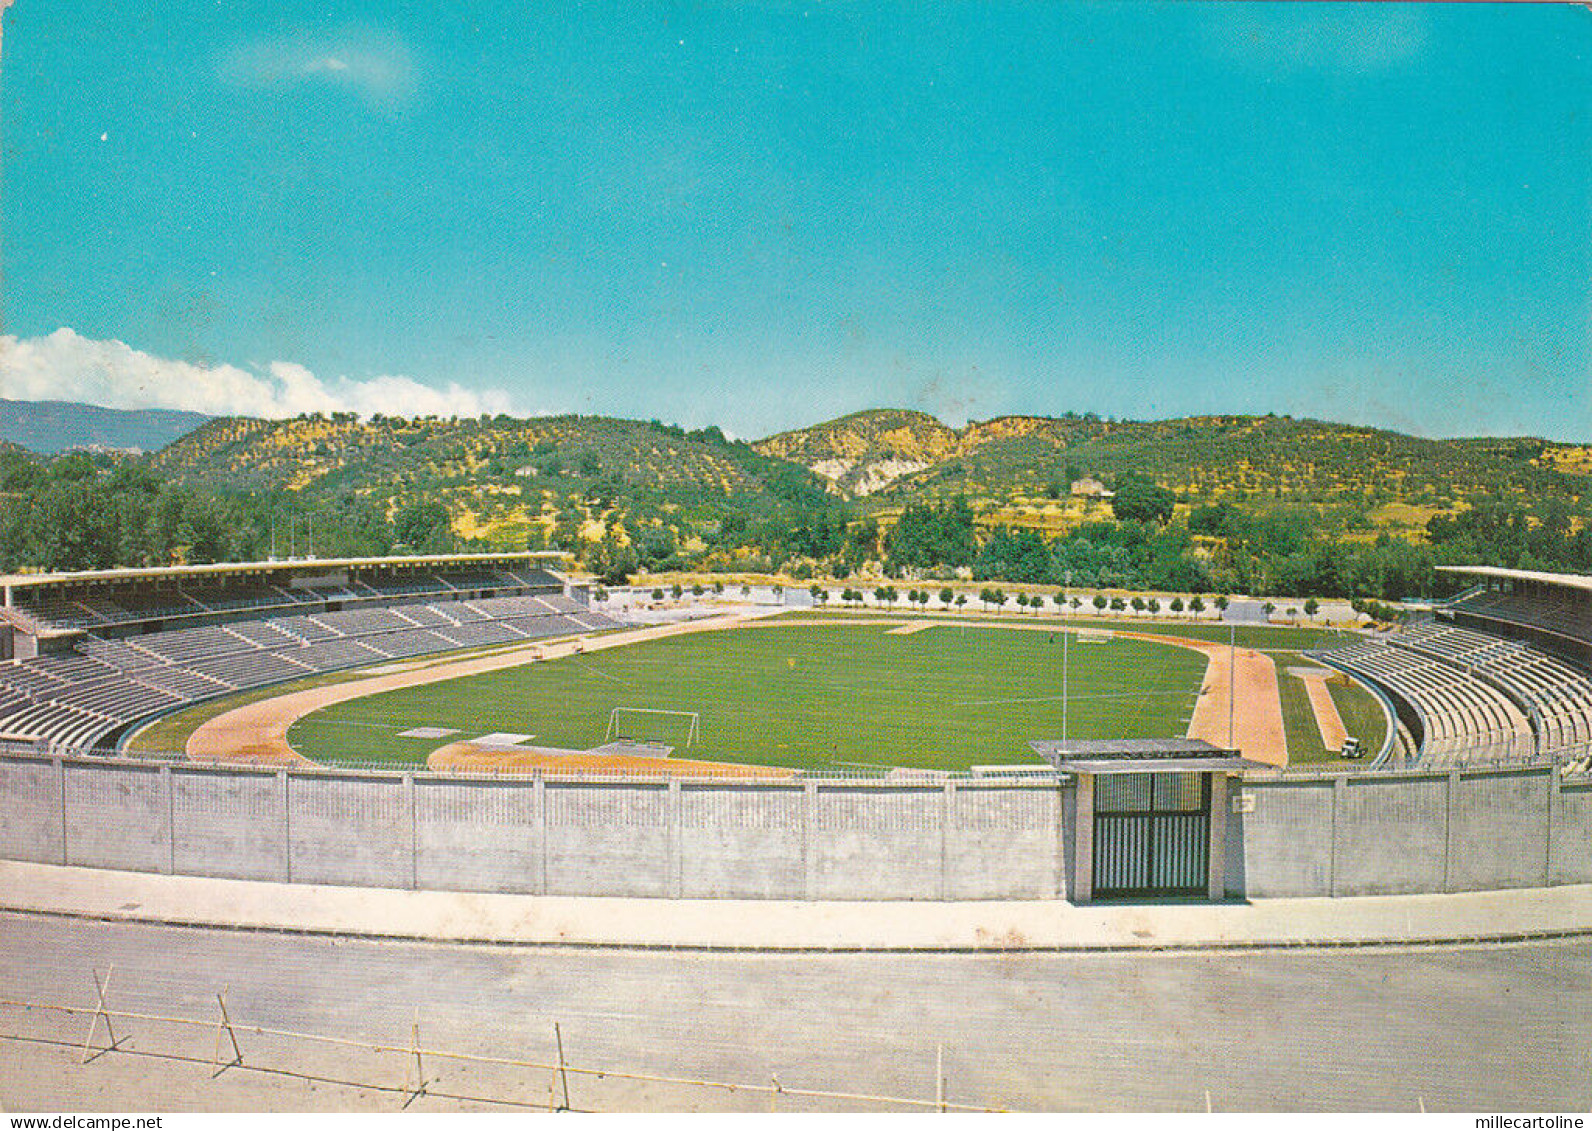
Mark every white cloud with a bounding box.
[0,329,517,419]
[218,29,418,110]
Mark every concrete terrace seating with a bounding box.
[1385,623,1592,759]
[134,625,252,667]
[202,651,315,689]
[16,596,105,629]
[271,616,344,644]
[0,586,618,752]
[1317,623,1592,765]
[224,620,303,649]
[432,620,527,649]
[314,608,418,636]
[384,604,455,628]
[52,676,180,720]
[0,663,72,700]
[361,628,455,660]
[0,700,115,748]
[131,665,234,699]
[1315,639,1533,767]
[287,639,389,672]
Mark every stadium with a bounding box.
[0,550,1588,902]
[1,553,1591,1109]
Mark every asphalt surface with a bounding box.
[1,912,1587,1112]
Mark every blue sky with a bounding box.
[2,2,1588,440]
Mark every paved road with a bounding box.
[1222,600,1273,624]
[1,913,1587,1112]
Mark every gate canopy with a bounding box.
[1028,737,1262,776]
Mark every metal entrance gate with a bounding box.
[1092,772,1210,898]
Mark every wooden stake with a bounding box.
[554,1022,571,1112]
[79,966,122,1064]
[403,1008,427,1107]
[211,988,243,1077]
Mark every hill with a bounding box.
[0,398,211,454]
[4,404,1586,596]
[758,410,1588,518]
[147,412,832,550]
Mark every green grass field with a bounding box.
[287,623,1212,771]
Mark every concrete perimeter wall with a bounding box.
[0,753,1585,900]
[1229,764,1590,898]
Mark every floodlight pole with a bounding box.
[1228,621,1236,750]
[1061,626,1069,743]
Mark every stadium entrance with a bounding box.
[1091,771,1210,898]
[1031,739,1262,902]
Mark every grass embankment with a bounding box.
[1271,649,1389,769]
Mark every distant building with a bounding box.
[1070,477,1115,499]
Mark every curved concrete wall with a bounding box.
[0,752,1586,900]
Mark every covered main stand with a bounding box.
[1030,738,1268,903]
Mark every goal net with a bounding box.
[604,707,701,748]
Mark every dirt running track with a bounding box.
[185,613,1288,770]
[1297,669,1350,750]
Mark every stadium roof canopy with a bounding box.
[1436,565,1592,594]
[0,551,567,590]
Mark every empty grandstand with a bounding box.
[1312,566,1592,769]
[1439,565,1591,667]
[0,553,617,752]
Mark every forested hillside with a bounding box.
[0,404,1586,601]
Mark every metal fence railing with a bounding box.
[0,966,1007,1113]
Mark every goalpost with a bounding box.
[605,707,701,748]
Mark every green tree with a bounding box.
[393,499,451,553]
[1110,474,1175,524]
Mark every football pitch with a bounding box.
[286,622,1210,771]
